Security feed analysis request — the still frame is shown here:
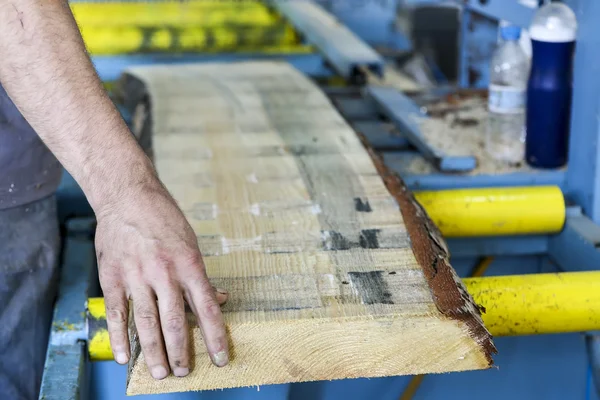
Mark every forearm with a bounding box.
[0,0,157,214]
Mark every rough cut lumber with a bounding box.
[119,61,496,396]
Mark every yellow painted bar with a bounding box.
[71,1,278,28]
[87,297,114,362]
[415,186,565,237]
[87,271,600,361]
[79,25,305,55]
[464,271,600,336]
[70,0,311,55]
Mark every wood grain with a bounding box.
[120,61,495,395]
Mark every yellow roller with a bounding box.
[78,25,306,55]
[70,0,310,55]
[87,271,600,361]
[464,271,600,336]
[71,1,278,28]
[87,297,113,362]
[415,186,565,237]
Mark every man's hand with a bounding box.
[0,1,229,379]
[96,181,229,378]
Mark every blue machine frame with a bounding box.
[41,0,600,399]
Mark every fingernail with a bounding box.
[174,367,190,377]
[215,287,228,295]
[212,351,229,367]
[115,352,129,365]
[151,365,168,380]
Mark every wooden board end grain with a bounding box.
[119,61,496,396]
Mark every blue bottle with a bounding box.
[526,3,577,168]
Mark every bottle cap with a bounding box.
[501,25,522,41]
[530,3,577,42]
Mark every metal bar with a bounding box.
[71,1,282,28]
[273,0,384,81]
[39,219,97,400]
[329,93,411,150]
[87,271,600,361]
[39,344,87,400]
[73,1,308,56]
[87,298,112,362]
[331,97,379,121]
[415,186,565,237]
[80,26,304,56]
[464,271,600,336]
[367,85,477,172]
[383,152,567,191]
[549,215,600,272]
[351,121,410,151]
[92,52,331,82]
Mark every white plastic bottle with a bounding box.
[486,25,531,163]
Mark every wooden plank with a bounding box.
[120,61,495,396]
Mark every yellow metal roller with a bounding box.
[79,25,305,55]
[415,186,566,237]
[71,1,277,28]
[464,272,600,336]
[87,297,113,362]
[70,0,309,55]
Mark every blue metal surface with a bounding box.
[465,0,536,28]
[458,8,472,88]
[316,0,410,51]
[565,0,600,223]
[92,52,331,82]
[415,333,595,400]
[331,97,379,120]
[586,334,600,398]
[350,121,410,150]
[40,343,87,400]
[383,151,566,190]
[458,9,498,88]
[447,235,548,258]
[367,85,477,172]
[274,1,384,80]
[39,219,96,400]
[548,215,600,272]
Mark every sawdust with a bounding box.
[407,96,530,175]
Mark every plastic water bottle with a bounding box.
[526,3,577,168]
[486,25,530,163]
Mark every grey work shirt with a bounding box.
[0,84,62,210]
